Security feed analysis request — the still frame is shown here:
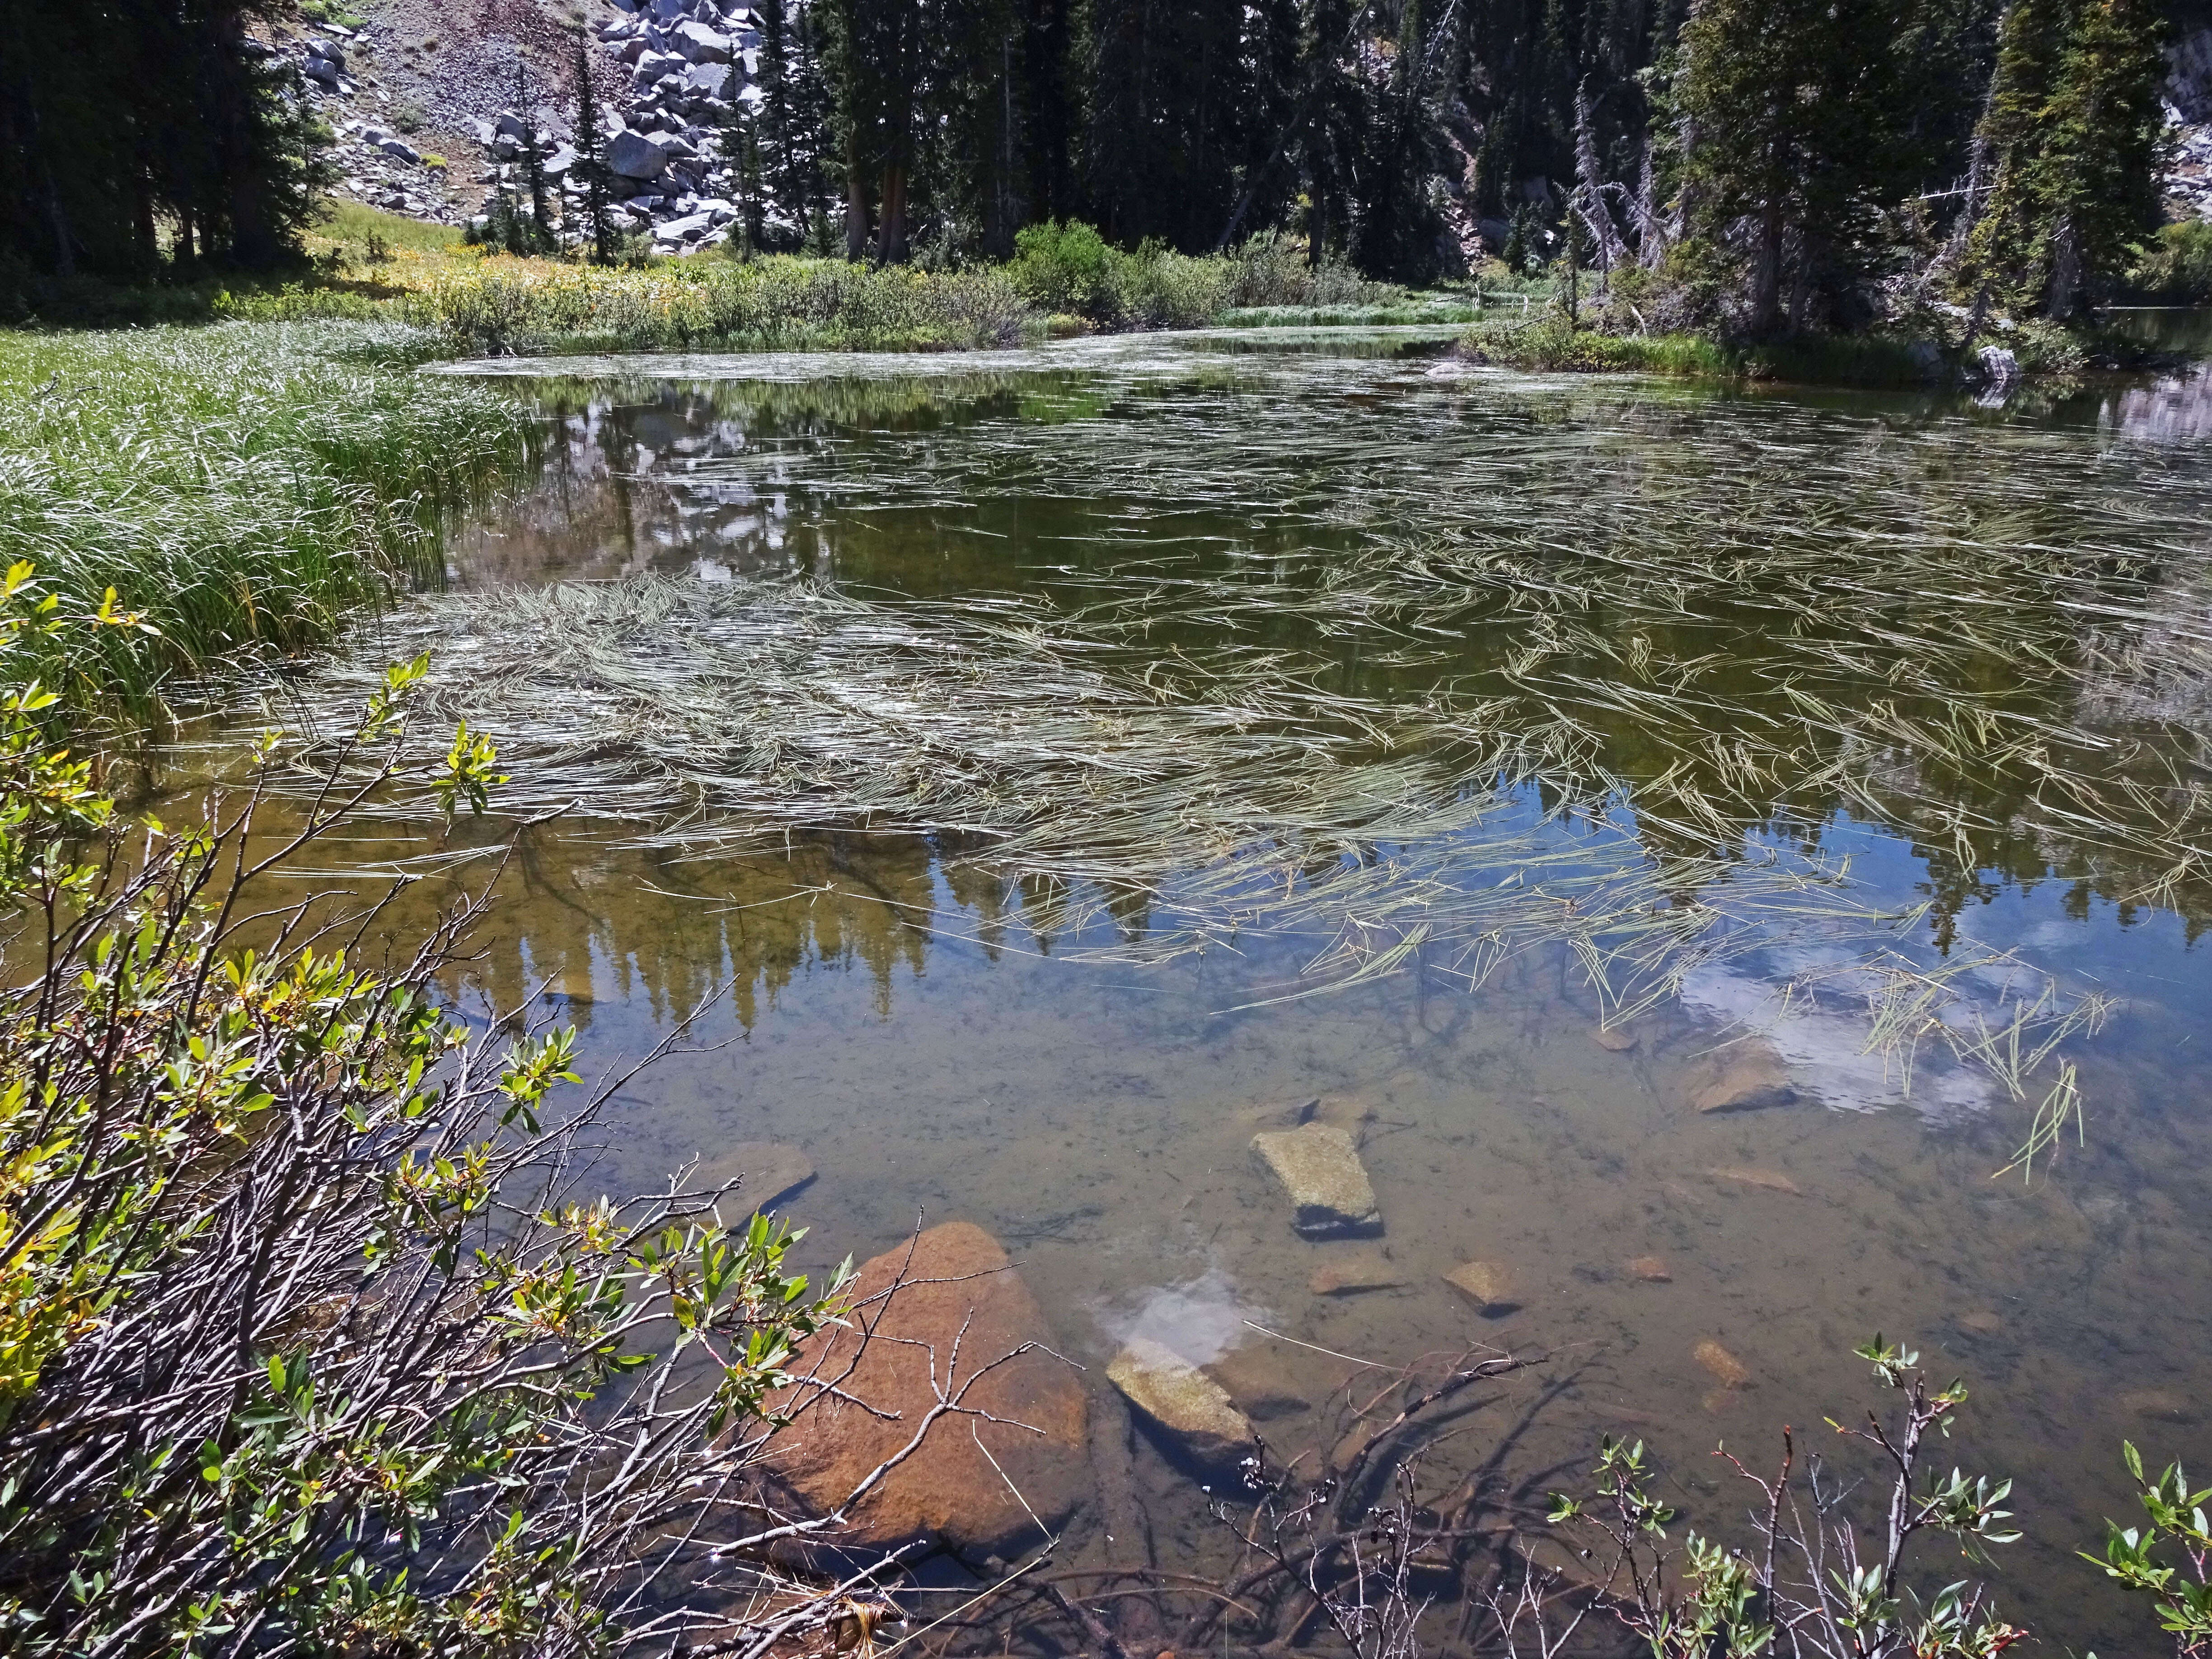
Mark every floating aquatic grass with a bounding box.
[250,343,2210,1141]
[259,567,2103,1131]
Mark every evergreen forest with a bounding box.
[0,0,2199,334]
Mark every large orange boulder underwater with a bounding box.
[763,1221,1089,1561]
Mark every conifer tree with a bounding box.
[572,37,613,263]
[0,0,331,278]
[1963,0,2167,317]
[755,0,805,244]
[823,0,922,259]
[1961,0,2070,305]
[1358,0,1458,280]
[788,0,841,249]
[722,100,767,255]
[2030,0,2169,314]
[1673,0,1910,333]
[1298,0,1368,264]
[516,62,555,255]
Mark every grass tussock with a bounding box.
[0,320,532,728]
[1458,304,2163,385]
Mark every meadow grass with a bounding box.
[394,253,1037,355]
[1215,302,1486,327]
[309,200,469,260]
[0,319,532,731]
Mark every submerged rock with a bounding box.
[1694,1338,1751,1388]
[1309,1248,1407,1296]
[1707,1165,1801,1195]
[765,1222,1087,1558]
[1692,1045,1797,1113]
[1107,1338,1257,1467]
[2121,1388,2197,1423]
[1592,1025,1639,1053]
[1442,1259,1520,1315]
[1251,1123,1382,1237]
[1626,1255,1672,1282]
[692,1140,815,1221]
[1203,1344,1311,1422]
[1237,1095,1322,1132]
[1238,1094,1377,1135]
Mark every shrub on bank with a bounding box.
[1008,221,1396,328]
[0,587,857,1654]
[1460,314,1735,375]
[1461,310,1996,386]
[2126,220,2212,305]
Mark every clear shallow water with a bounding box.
[231,331,2212,1649]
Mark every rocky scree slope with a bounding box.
[270,0,766,250]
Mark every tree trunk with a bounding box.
[844,127,869,260]
[2045,211,2080,318]
[1748,198,1784,334]
[1786,230,1815,333]
[878,163,908,263]
[44,175,75,275]
[133,169,157,272]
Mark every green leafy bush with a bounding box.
[1008,218,1119,319]
[2127,220,2212,304]
[404,254,1033,354]
[1009,222,1393,328]
[0,577,862,1653]
[2087,1442,2212,1655]
[1501,1339,2025,1658]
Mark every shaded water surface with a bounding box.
[249,331,2212,1650]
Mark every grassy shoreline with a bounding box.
[1455,309,2167,386]
[0,319,533,732]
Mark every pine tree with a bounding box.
[1961,0,2070,305]
[1962,0,2167,318]
[516,62,555,255]
[823,0,923,259]
[722,100,766,255]
[1077,0,1248,247]
[1673,0,1911,333]
[1299,0,1368,264]
[755,0,804,244]
[0,0,332,277]
[2029,0,2169,314]
[572,37,613,263]
[1358,0,1454,279]
[1227,0,1302,242]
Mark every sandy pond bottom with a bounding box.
[253,329,2212,1650]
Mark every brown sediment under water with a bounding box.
[193,327,2212,1649]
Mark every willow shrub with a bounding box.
[0,321,531,731]
[0,570,857,1655]
[1007,222,1395,329]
